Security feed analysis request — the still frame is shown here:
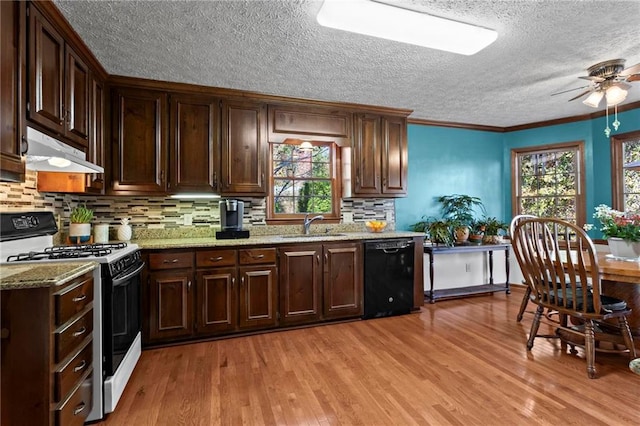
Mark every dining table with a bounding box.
[596,252,640,337]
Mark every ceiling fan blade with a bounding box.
[627,74,640,82]
[578,75,605,82]
[567,89,592,101]
[620,62,640,76]
[551,85,590,96]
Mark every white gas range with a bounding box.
[0,211,143,422]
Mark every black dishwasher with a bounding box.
[363,239,415,319]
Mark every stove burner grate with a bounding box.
[5,242,129,262]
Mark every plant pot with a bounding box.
[69,223,91,244]
[607,237,640,260]
[482,235,503,245]
[468,234,483,245]
[454,226,469,244]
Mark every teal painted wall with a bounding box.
[395,125,504,231]
[397,107,640,232]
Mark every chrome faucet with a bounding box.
[303,213,324,235]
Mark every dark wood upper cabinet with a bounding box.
[27,4,90,148]
[85,76,105,192]
[169,94,220,193]
[221,99,267,195]
[267,103,352,145]
[111,86,168,194]
[353,113,407,197]
[0,0,26,182]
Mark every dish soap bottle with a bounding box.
[117,217,132,241]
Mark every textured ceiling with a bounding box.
[53,0,640,128]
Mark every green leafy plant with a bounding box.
[69,204,94,223]
[475,216,509,236]
[410,216,453,246]
[437,194,485,228]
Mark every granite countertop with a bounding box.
[0,261,98,290]
[133,231,425,250]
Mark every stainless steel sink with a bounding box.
[278,233,348,239]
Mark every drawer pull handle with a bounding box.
[73,360,87,372]
[72,294,87,302]
[250,254,265,259]
[72,327,87,337]
[163,259,179,264]
[73,402,86,416]
[210,256,224,262]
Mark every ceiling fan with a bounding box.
[552,58,640,104]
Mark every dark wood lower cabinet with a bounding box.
[148,270,194,342]
[143,242,364,346]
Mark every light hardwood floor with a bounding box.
[98,288,639,425]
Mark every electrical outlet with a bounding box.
[184,214,193,226]
[343,212,353,223]
[386,211,394,222]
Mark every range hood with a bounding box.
[24,127,104,174]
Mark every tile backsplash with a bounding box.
[1,171,395,233]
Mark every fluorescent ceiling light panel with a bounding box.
[316,0,498,55]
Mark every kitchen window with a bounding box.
[267,141,341,223]
[511,141,585,226]
[611,131,640,212]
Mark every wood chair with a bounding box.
[509,214,537,322]
[511,217,636,378]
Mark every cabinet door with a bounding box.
[353,113,381,195]
[323,243,363,319]
[169,94,220,193]
[221,100,267,195]
[85,76,104,192]
[195,268,237,335]
[278,245,322,325]
[28,5,65,134]
[238,265,277,329]
[381,116,407,195]
[111,87,167,194]
[64,46,90,147]
[148,270,193,341]
[0,0,25,182]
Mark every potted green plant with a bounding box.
[476,216,508,244]
[437,195,485,244]
[69,203,94,243]
[410,216,453,246]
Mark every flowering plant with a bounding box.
[584,204,640,242]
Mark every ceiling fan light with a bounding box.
[582,91,604,108]
[605,86,628,106]
[299,141,313,151]
[316,0,498,55]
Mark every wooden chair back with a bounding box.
[511,217,604,318]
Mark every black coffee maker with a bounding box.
[216,199,249,239]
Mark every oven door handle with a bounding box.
[112,262,145,287]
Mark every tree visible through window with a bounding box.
[269,142,339,220]
[512,142,585,225]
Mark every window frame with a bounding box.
[611,130,640,211]
[511,140,586,226]
[266,140,342,224]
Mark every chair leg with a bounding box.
[527,305,543,350]
[516,285,532,322]
[584,320,596,379]
[618,316,637,359]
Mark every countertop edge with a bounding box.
[0,261,99,290]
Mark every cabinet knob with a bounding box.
[241,276,245,286]
[188,280,192,290]
[231,277,236,288]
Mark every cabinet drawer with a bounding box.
[55,339,92,402]
[55,308,93,363]
[239,248,276,265]
[55,273,94,326]
[55,370,93,426]
[149,252,194,270]
[196,249,236,268]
